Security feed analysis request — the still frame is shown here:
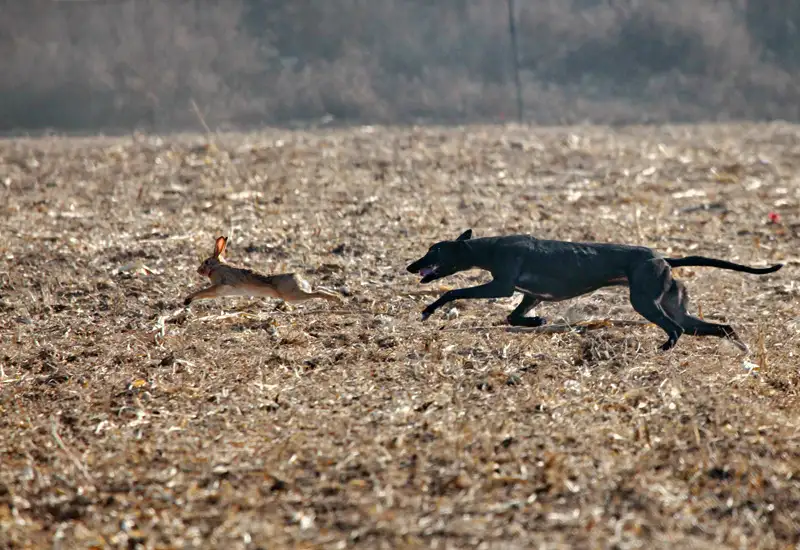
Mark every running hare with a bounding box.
[184,236,342,306]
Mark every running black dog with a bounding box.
[406,229,783,351]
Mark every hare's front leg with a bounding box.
[184,285,224,305]
[184,284,267,305]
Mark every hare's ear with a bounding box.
[213,236,228,258]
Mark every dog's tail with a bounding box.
[667,256,783,275]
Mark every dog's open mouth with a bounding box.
[418,265,438,283]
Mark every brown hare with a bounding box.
[184,236,343,306]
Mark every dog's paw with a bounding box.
[421,310,433,321]
[507,315,546,327]
[660,338,677,351]
[731,339,749,353]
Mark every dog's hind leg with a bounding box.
[661,279,748,352]
[507,295,545,327]
[628,259,685,351]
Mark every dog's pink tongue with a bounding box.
[420,267,435,277]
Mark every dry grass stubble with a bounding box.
[0,124,798,548]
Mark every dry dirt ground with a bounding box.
[1,123,799,549]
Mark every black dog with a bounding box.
[406,229,783,351]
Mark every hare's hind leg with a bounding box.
[279,276,343,303]
[281,287,343,303]
[308,288,343,303]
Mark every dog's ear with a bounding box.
[456,229,473,241]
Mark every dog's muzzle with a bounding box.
[407,256,441,283]
[418,266,437,278]
[407,264,439,284]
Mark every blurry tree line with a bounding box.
[1,0,799,132]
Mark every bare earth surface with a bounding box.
[1,124,799,549]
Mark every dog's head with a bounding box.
[406,229,473,284]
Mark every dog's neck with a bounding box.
[456,240,492,273]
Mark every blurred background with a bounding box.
[2,0,800,133]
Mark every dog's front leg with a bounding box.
[421,280,515,321]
